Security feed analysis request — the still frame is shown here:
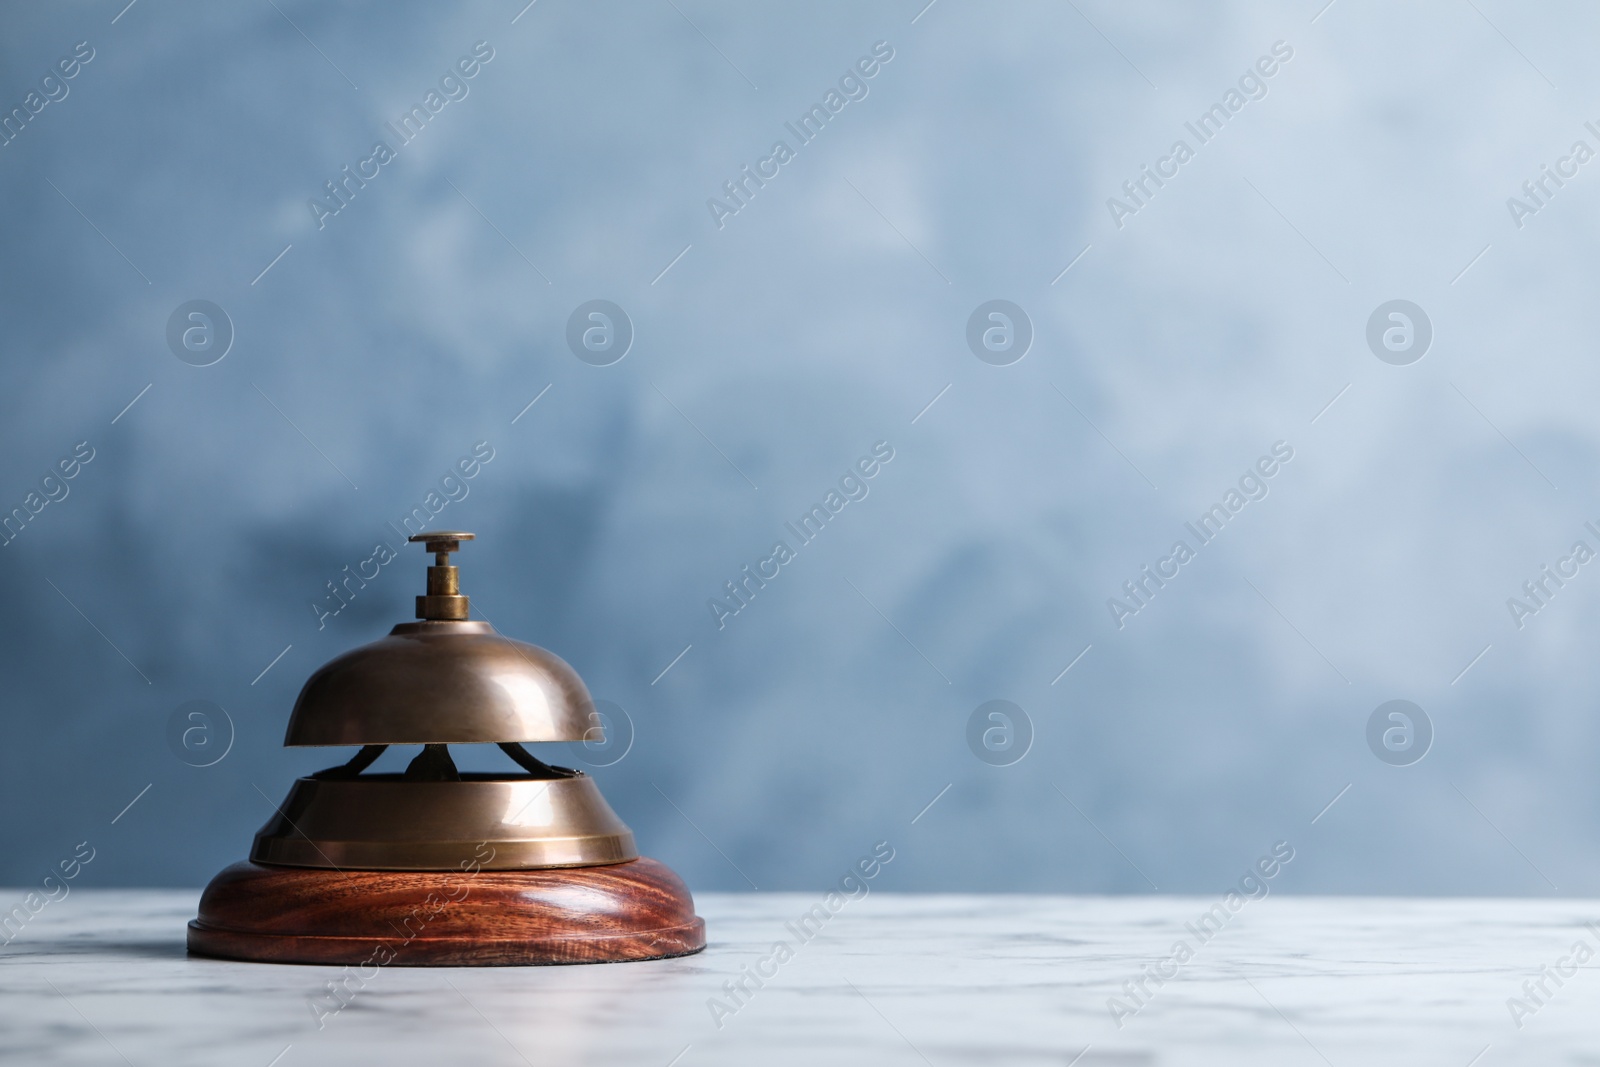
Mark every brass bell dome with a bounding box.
[284,532,593,746]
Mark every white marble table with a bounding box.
[3,891,1597,1065]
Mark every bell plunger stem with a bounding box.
[409,531,474,621]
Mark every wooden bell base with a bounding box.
[187,857,705,966]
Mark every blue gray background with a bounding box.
[1,0,1595,895]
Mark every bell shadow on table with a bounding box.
[4,938,187,961]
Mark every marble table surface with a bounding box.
[3,890,1599,1065]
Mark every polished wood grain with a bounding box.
[188,857,706,966]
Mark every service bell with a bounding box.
[188,532,705,966]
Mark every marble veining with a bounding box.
[3,891,1599,1065]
